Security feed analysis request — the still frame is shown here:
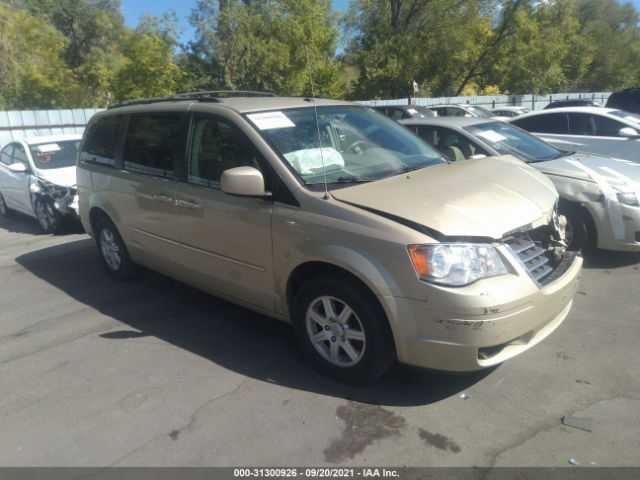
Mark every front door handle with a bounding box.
[176,199,201,210]
[152,193,173,203]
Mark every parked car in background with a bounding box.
[606,87,640,114]
[492,106,530,118]
[76,92,581,382]
[428,104,509,121]
[371,105,436,120]
[401,117,640,252]
[0,134,81,233]
[544,99,603,109]
[510,107,640,163]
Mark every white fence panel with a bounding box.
[360,91,612,111]
[0,108,103,149]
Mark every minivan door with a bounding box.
[175,114,275,311]
[114,113,185,271]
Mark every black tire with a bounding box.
[0,192,13,218]
[94,216,139,280]
[35,198,63,234]
[292,276,396,383]
[559,203,588,251]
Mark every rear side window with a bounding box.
[513,113,568,134]
[123,114,181,179]
[82,115,125,166]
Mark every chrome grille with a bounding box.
[504,236,553,283]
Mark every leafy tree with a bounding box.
[110,15,185,102]
[0,4,81,108]
[184,0,343,97]
[488,0,591,94]
[575,0,640,91]
[20,0,124,69]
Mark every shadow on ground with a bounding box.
[15,239,493,407]
[581,248,640,270]
[0,213,84,235]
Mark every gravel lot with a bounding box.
[1,213,639,467]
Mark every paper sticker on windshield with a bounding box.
[407,108,417,114]
[36,143,60,152]
[476,130,506,143]
[247,111,295,130]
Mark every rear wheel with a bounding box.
[559,203,588,251]
[95,216,139,280]
[35,198,62,234]
[0,192,12,218]
[292,276,395,383]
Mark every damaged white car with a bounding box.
[0,134,81,233]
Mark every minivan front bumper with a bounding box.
[383,252,582,372]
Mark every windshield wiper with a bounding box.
[333,175,369,183]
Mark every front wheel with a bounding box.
[559,204,588,251]
[95,216,139,280]
[292,276,395,383]
[35,198,62,234]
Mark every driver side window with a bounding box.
[12,145,29,168]
[188,115,264,188]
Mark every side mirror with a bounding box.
[619,127,640,138]
[469,154,487,159]
[7,163,28,173]
[221,166,268,197]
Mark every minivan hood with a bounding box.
[534,153,640,189]
[331,156,558,239]
[36,166,76,188]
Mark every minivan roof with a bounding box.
[108,94,352,114]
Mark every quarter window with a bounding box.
[82,115,125,166]
[123,114,181,179]
[0,145,13,165]
[187,116,264,187]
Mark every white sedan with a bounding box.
[0,134,81,233]
[510,107,640,163]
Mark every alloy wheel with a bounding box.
[100,227,122,271]
[305,296,366,367]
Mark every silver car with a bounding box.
[510,107,640,163]
[0,134,81,233]
[402,117,640,252]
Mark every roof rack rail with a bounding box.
[173,90,276,99]
[108,90,276,109]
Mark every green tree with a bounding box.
[20,0,124,69]
[0,4,81,108]
[184,0,343,97]
[488,0,591,94]
[110,15,185,102]
[575,0,640,91]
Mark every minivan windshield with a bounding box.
[29,140,80,170]
[466,122,566,162]
[248,106,445,186]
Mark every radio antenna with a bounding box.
[305,46,330,200]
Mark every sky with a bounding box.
[120,0,640,46]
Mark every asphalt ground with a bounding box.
[1,213,639,468]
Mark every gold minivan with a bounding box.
[77,93,582,382]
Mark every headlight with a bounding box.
[407,243,507,286]
[617,192,639,206]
